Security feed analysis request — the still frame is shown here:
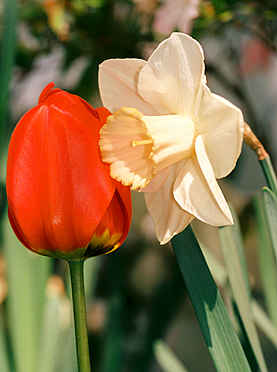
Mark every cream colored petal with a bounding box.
[143,114,195,172]
[99,59,158,115]
[197,85,244,178]
[99,108,154,190]
[145,164,194,244]
[195,135,233,223]
[141,167,170,192]
[138,32,205,115]
[173,148,233,226]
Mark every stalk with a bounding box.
[243,122,277,194]
[68,260,91,372]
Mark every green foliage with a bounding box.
[172,227,251,372]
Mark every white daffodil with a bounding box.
[98,32,244,244]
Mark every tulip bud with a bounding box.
[6,83,132,259]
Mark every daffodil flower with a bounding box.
[99,32,244,244]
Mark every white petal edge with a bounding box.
[197,85,244,178]
[173,147,233,226]
[138,32,205,116]
[99,58,158,115]
[144,164,194,244]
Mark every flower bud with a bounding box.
[6,83,132,259]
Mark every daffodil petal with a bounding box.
[143,114,195,172]
[138,32,204,116]
[195,135,233,223]
[141,167,170,192]
[197,85,244,178]
[99,59,158,115]
[145,164,194,244]
[173,153,233,226]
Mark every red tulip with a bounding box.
[6,82,132,259]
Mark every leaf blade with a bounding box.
[219,222,267,372]
[172,227,251,372]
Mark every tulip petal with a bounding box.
[114,182,132,245]
[138,32,204,115]
[99,59,158,115]
[197,85,244,178]
[144,165,194,244]
[7,100,115,254]
[173,146,233,226]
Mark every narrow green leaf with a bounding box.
[172,227,251,372]
[262,187,277,264]
[252,300,277,349]
[84,257,100,297]
[254,194,277,326]
[3,215,52,372]
[219,224,267,372]
[101,294,123,372]
[56,326,78,372]
[0,0,17,153]
[0,308,10,372]
[194,235,227,287]
[154,340,188,372]
[39,278,69,372]
[259,157,277,196]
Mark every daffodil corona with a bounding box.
[99,33,244,244]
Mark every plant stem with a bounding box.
[243,122,277,195]
[68,260,91,372]
[259,157,277,196]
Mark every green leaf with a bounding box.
[154,340,188,372]
[262,187,277,263]
[3,215,52,372]
[84,257,101,297]
[101,294,123,372]
[254,194,277,327]
[0,0,17,154]
[219,223,267,372]
[0,308,10,372]
[172,227,251,372]
[56,326,78,372]
[252,300,277,349]
[259,157,277,196]
[195,235,227,287]
[39,278,70,372]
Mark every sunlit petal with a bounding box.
[141,167,170,192]
[99,59,158,115]
[145,164,194,244]
[197,85,244,178]
[173,152,233,226]
[100,108,154,190]
[138,32,204,115]
[143,114,195,172]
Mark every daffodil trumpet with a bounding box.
[99,32,244,244]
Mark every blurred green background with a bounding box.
[1,0,277,371]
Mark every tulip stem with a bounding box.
[68,260,91,372]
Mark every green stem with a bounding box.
[68,260,91,372]
[243,122,277,195]
[259,156,277,196]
